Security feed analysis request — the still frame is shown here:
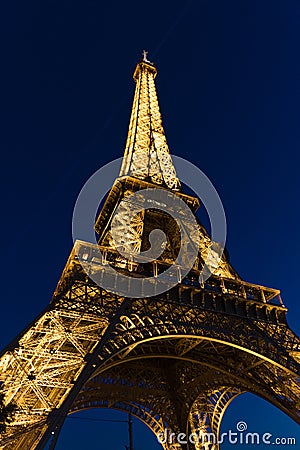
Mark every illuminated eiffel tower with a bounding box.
[1,52,300,450]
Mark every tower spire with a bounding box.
[119,52,181,190]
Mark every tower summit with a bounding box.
[119,53,181,190]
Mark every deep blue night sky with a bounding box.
[1,0,300,448]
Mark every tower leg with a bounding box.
[188,388,241,450]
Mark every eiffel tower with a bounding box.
[1,52,300,450]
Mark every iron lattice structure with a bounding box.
[0,55,300,450]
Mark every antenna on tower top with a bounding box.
[142,49,150,62]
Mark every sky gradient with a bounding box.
[1,0,299,448]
